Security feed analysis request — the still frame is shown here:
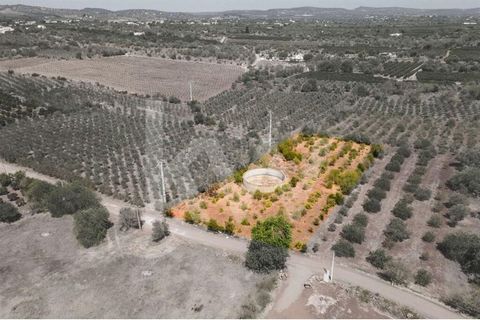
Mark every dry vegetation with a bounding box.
[0,56,245,101]
[172,135,373,248]
[0,213,267,318]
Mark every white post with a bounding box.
[331,251,335,282]
[160,161,166,203]
[189,81,193,102]
[268,110,272,151]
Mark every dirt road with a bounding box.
[0,160,463,319]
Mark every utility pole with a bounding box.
[331,251,335,282]
[135,208,142,230]
[189,81,193,102]
[160,161,166,204]
[268,110,272,152]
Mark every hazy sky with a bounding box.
[0,0,478,11]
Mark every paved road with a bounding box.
[0,161,463,319]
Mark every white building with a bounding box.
[0,26,14,34]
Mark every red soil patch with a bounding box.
[172,136,372,247]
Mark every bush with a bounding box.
[367,187,387,201]
[207,218,224,232]
[443,290,480,318]
[352,213,368,227]
[24,180,55,209]
[326,169,362,194]
[447,168,480,196]
[414,188,431,201]
[341,223,365,244]
[366,249,391,269]
[73,206,112,248]
[0,202,21,223]
[119,207,142,231]
[392,199,412,220]
[46,182,100,217]
[384,218,410,242]
[245,240,289,273]
[379,260,409,285]
[224,217,236,235]
[445,204,469,227]
[422,231,436,243]
[0,185,7,196]
[363,197,381,213]
[415,269,432,286]
[437,232,480,282]
[251,215,292,248]
[152,220,170,242]
[184,210,201,224]
[427,214,442,228]
[331,239,355,257]
[0,173,11,187]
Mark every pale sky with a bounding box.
[0,0,478,11]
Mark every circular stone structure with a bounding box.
[243,168,286,193]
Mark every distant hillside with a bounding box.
[0,4,479,20]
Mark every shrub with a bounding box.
[443,291,480,318]
[289,176,299,188]
[445,204,469,227]
[363,197,381,213]
[353,213,368,227]
[224,217,236,235]
[326,169,362,194]
[427,214,442,228]
[414,188,431,201]
[415,269,432,286]
[0,202,21,223]
[366,249,391,269]
[184,210,201,224]
[152,220,170,242]
[384,218,410,242]
[253,190,263,200]
[447,168,480,196]
[24,180,55,209]
[278,139,302,162]
[392,199,413,220]
[0,173,11,187]
[367,187,387,201]
[331,239,355,257]
[437,232,480,282]
[233,167,248,184]
[119,207,142,231]
[443,193,467,208]
[379,260,410,285]
[73,206,112,248]
[207,218,224,232]
[0,185,7,196]
[245,240,289,273]
[374,177,391,191]
[46,182,100,217]
[251,215,292,248]
[422,231,436,243]
[341,223,365,244]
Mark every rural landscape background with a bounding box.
[0,2,479,319]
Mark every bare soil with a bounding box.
[0,213,266,318]
[267,277,392,319]
[172,137,372,246]
[0,56,245,101]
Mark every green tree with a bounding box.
[332,240,355,257]
[251,215,292,248]
[384,218,410,242]
[0,202,21,223]
[366,249,391,269]
[73,206,112,248]
[46,182,100,217]
[415,269,432,286]
[245,240,288,273]
[152,220,170,242]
